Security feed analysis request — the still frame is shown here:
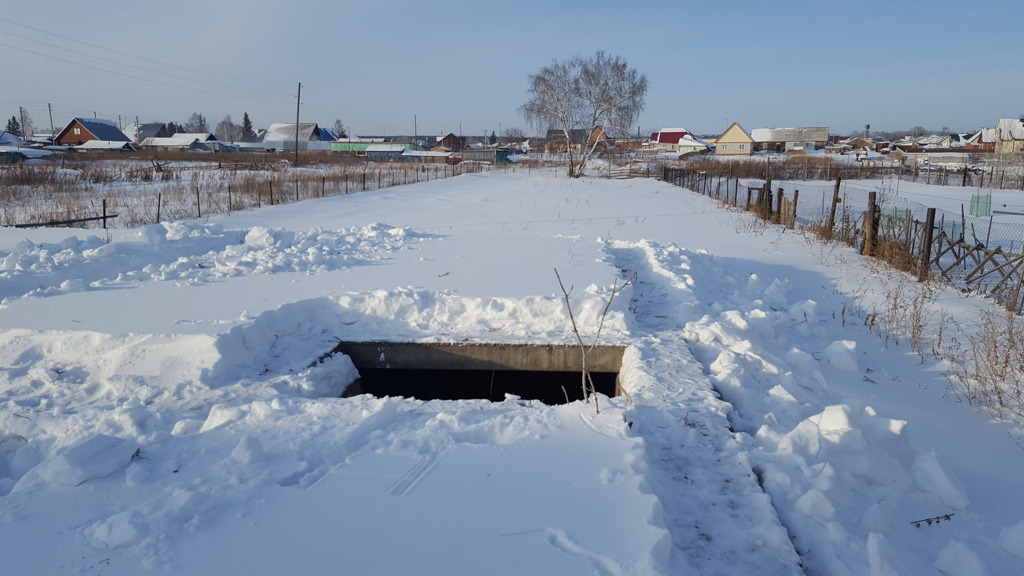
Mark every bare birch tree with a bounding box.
[520,51,647,178]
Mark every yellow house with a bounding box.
[715,122,753,156]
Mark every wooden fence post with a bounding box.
[195,185,201,218]
[156,192,162,223]
[919,208,936,281]
[228,184,232,213]
[774,187,784,223]
[790,190,799,229]
[828,177,842,235]
[863,191,878,256]
[103,199,108,229]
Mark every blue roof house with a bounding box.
[54,117,131,147]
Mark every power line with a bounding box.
[0,17,292,88]
[0,41,291,105]
[0,29,292,99]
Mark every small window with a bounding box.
[739,144,745,150]
[73,128,81,135]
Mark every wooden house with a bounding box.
[439,133,466,151]
[54,118,131,147]
[714,122,753,156]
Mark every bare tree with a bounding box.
[214,115,241,142]
[520,51,647,178]
[502,126,525,144]
[555,268,636,413]
[185,112,208,133]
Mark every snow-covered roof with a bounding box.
[141,133,216,147]
[336,137,385,143]
[675,137,711,150]
[968,128,996,144]
[997,118,1024,141]
[401,150,450,158]
[0,145,51,159]
[1,131,26,146]
[751,127,829,142]
[366,144,407,153]
[264,123,321,142]
[77,140,134,150]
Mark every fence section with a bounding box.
[662,167,1024,313]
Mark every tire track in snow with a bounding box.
[608,240,804,576]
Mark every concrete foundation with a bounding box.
[325,341,627,403]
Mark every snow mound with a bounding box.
[34,434,138,487]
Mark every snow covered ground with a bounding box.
[2,168,1024,575]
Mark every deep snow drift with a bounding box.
[2,169,1024,575]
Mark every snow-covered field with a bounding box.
[2,168,1024,575]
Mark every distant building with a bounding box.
[646,127,710,155]
[263,122,333,151]
[714,122,754,156]
[54,118,131,147]
[332,137,386,155]
[966,128,996,152]
[750,127,829,152]
[995,119,1024,154]
[140,133,237,152]
[545,129,588,154]
[439,133,466,151]
[124,122,170,145]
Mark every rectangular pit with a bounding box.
[328,341,626,404]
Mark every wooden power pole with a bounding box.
[294,82,302,166]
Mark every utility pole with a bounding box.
[294,82,302,165]
[19,107,26,138]
[48,103,54,138]
[414,115,417,146]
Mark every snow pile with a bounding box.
[2,171,1024,574]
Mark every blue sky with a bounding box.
[2,1,1022,138]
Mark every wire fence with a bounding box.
[662,166,1024,313]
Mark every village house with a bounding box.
[123,122,171,145]
[544,129,587,154]
[714,122,753,156]
[53,117,132,148]
[263,123,336,152]
[750,126,829,153]
[995,118,1024,154]
[140,133,237,152]
[437,133,466,151]
[645,128,710,155]
[966,128,996,152]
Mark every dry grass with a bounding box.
[945,308,1024,420]
[0,154,494,229]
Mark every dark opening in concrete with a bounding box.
[326,341,626,405]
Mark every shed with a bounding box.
[750,127,829,152]
[332,138,386,155]
[456,149,509,164]
[366,144,407,160]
